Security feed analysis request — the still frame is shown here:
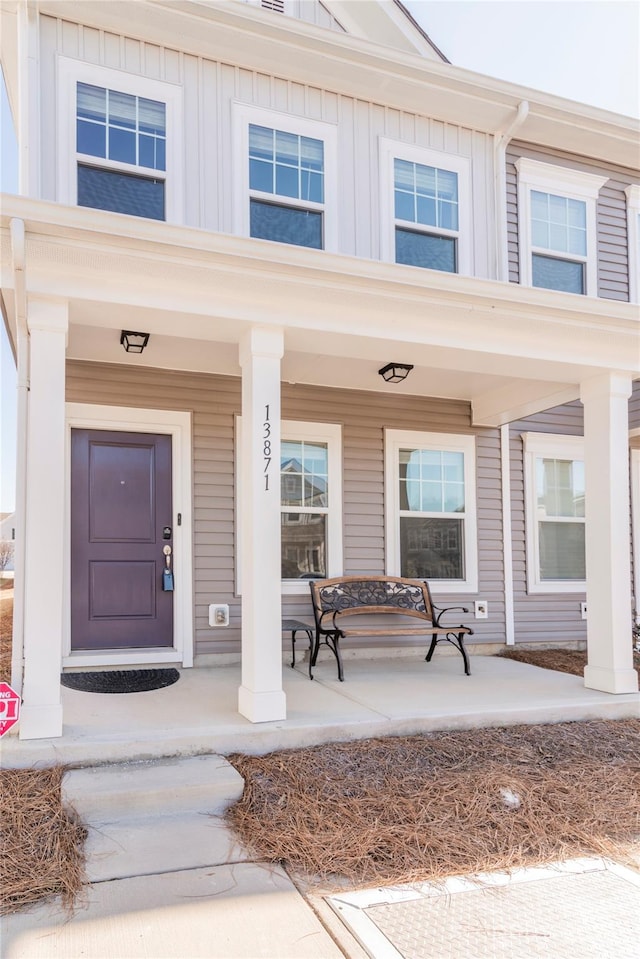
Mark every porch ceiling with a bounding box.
[2,197,639,425]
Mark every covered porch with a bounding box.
[2,196,638,742]
[2,652,638,769]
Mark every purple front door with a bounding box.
[71,429,174,650]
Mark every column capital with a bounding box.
[239,326,284,367]
[580,371,632,404]
[27,296,70,336]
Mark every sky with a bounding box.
[0,0,638,512]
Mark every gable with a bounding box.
[245,0,447,59]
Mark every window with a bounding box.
[280,423,342,588]
[625,184,640,303]
[380,139,472,275]
[234,104,338,252]
[385,430,478,592]
[236,419,342,593]
[516,159,606,295]
[523,433,585,593]
[58,58,183,222]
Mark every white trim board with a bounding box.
[63,404,194,668]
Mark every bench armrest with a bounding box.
[432,603,469,627]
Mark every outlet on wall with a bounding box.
[474,600,488,619]
[580,602,587,620]
[209,603,230,627]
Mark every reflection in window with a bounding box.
[249,124,325,249]
[398,448,466,580]
[393,158,459,273]
[76,81,166,219]
[535,457,585,580]
[281,440,329,578]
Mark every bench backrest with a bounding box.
[309,576,436,626]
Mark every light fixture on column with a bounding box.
[378,362,413,383]
[120,330,150,354]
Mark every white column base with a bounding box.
[238,685,287,723]
[583,665,639,695]
[19,703,64,740]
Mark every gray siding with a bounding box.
[630,379,640,432]
[66,361,503,661]
[509,402,587,644]
[506,141,638,302]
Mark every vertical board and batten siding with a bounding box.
[38,14,496,276]
[65,361,503,662]
[506,141,638,301]
[509,402,588,644]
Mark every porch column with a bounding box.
[19,297,69,739]
[580,372,637,694]
[238,327,286,723]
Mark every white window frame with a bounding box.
[384,430,478,593]
[523,432,586,594]
[57,57,183,223]
[625,184,640,303]
[232,102,338,252]
[236,419,343,595]
[516,158,606,296]
[379,138,472,276]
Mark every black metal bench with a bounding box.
[308,575,473,681]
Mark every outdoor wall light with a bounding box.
[378,362,414,383]
[120,330,150,354]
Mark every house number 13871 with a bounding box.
[263,404,271,491]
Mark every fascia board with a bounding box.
[34,1,639,170]
[2,192,639,331]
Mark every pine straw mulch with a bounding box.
[227,719,640,891]
[498,645,640,677]
[1,766,87,915]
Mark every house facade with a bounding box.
[0,0,638,740]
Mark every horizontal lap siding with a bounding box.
[66,363,503,659]
[506,142,637,301]
[66,362,242,658]
[509,403,587,644]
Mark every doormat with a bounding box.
[60,668,180,694]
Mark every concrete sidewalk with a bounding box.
[1,863,353,959]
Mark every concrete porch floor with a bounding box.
[2,652,639,768]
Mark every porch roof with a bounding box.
[2,195,639,426]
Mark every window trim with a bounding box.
[232,102,338,252]
[57,57,183,222]
[625,184,640,303]
[516,158,606,296]
[523,432,586,594]
[379,138,472,275]
[384,429,478,593]
[235,419,343,595]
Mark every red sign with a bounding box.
[0,683,21,737]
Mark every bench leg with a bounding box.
[425,635,438,663]
[311,631,344,682]
[291,628,315,679]
[425,631,471,675]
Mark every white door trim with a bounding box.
[63,403,194,668]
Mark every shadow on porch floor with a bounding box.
[2,653,639,768]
